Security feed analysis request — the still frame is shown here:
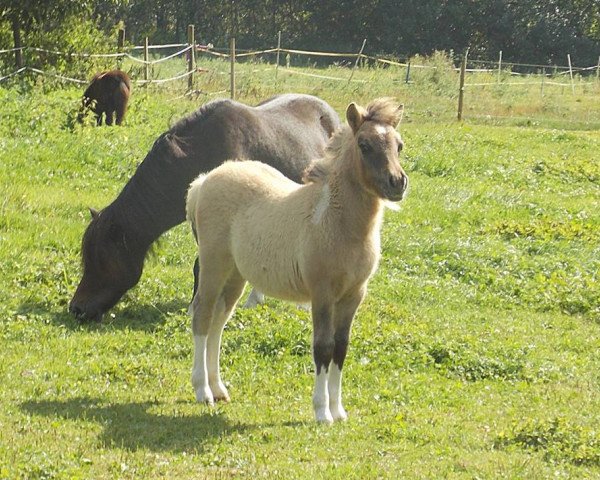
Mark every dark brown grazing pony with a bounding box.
[79,70,131,126]
[69,94,341,321]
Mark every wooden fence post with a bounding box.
[541,67,545,96]
[275,31,281,80]
[405,59,411,84]
[567,54,575,94]
[596,55,599,83]
[347,38,366,85]
[497,50,502,83]
[144,37,149,83]
[230,37,236,100]
[12,17,24,69]
[117,28,125,69]
[457,48,469,121]
[187,24,196,91]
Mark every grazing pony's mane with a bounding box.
[99,100,232,238]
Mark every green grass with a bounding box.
[0,67,599,478]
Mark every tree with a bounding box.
[1,0,91,66]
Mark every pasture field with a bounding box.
[0,66,599,479]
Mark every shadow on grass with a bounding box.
[20,397,257,453]
[17,298,188,333]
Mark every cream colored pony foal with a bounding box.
[186,98,408,423]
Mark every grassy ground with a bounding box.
[0,64,599,478]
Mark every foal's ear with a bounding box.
[346,102,366,134]
[395,104,405,127]
[89,207,100,219]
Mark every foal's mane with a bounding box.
[303,97,400,185]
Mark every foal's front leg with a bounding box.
[329,287,366,422]
[311,300,335,424]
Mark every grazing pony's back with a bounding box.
[186,98,408,423]
[80,70,131,126]
[69,94,340,321]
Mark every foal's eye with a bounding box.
[358,141,372,154]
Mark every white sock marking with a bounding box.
[328,363,347,421]
[313,368,333,424]
[192,335,213,404]
[206,298,229,401]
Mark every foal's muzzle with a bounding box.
[386,173,409,201]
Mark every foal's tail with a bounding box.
[186,174,208,310]
[186,174,209,232]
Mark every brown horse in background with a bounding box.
[79,70,131,126]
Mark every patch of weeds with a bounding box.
[224,306,311,359]
[495,417,600,466]
[99,359,157,384]
[427,342,527,382]
[407,151,455,178]
[484,218,598,242]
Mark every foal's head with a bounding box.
[347,98,408,202]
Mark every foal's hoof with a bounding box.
[213,394,230,403]
[314,407,334,425]
[330,406,348,422]
[209,381,230,403]
[194,387,214,406]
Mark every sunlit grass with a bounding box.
[0,69,599,478]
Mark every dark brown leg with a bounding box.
[329,286,366,421]
[311,298,334,423]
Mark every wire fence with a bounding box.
[1,38,599,126]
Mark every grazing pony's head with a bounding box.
[69,208,144,321]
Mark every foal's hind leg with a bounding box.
[206,269,246,402]
[191,259,233,405]
[187,256,200,315]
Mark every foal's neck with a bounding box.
[327,155,384,241]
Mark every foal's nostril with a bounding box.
[389,175,399,188]
[401,174,408,191]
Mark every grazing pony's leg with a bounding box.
[243,288,265,308]
[206,270,246,402]
[115,104,126,126]
[311,298,335,424]
[329,287,366,421]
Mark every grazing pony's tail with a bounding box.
[186,174,208,231]
[115,79,131,125]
